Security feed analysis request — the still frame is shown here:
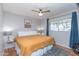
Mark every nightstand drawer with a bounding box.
[4,42,15,49]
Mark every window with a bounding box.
[50,18,71,31]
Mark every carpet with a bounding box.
[43,47,69,56]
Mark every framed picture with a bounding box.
[24,19,31,28]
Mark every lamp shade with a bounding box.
[37,27,44,31]
[3,31,12,36]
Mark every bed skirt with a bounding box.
[15,43,53,56]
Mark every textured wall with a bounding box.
[3,12,42,42]
[0,4,4,51]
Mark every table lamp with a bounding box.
[3,31,12,42]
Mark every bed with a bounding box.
[15,31,55,56]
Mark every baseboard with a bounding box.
[55,44,72,50]
[56,43,70,48]
[61,45,71,49]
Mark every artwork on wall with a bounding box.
[24,19,32,28]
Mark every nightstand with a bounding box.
[4,41,15,49]
[3,38,16,56]
[3,31,15,49]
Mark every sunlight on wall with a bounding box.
[3,26,14,32]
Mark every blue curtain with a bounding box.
[46,18,49,36]
[70,12,78,49]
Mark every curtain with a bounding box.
[70,12,78,49]
[46,18,49,36]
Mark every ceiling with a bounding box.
[3,3,78,19]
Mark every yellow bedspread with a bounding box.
[16,35,55,56]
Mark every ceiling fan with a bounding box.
[32,9,50,16]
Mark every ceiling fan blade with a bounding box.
[32,10,39,12]
[41,10,50,13]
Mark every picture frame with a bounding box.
[24,19,32,28]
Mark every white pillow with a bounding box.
[17,31,38,36]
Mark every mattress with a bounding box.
[15,35,55,56]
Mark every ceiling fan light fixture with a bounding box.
[32,9,50,16]
[38,12,43,16]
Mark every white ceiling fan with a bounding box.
[32,9,50,16]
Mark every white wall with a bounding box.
[49,14,72,48]
[3,9,79,49]
[41,11,79,48]
[3,12,43,44]
[0,4,4,51]
[49,31,70,48]
[3,12,42,31]
[3,12,42,37]
[41,14,72,48]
